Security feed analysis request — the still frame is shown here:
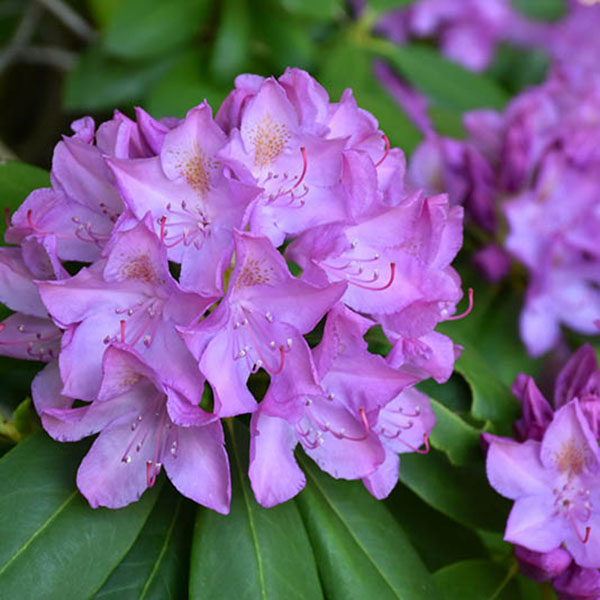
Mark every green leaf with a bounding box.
[433,559,520,600]
[297,458,442,600]
[399,450,510,532]
[64,48,175,112]
[278,0,344,20]
[319,39,422,153]
[0,434,160,598]
[377,43,510,112]
[104,0,213,60]
[386,484,489,572]
[93,485,194,600]
[452,342,519,428]
[190,420,323,600]
[0,161,49,243]
[210,0,251,85]
[418,374,471,414]
[145,53,230,119]
[428,396,482,466]
[253,4,315,72]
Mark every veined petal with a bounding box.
[163,421,231,514]
[362,447,400,500]
[249,411,306,508]
[486,437,550,499]
[505,495,567,552]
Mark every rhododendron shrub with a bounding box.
[0,68,466,512]
[5,1,600,598]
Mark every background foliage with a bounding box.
[0,0,574,598]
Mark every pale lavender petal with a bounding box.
[249,411,306,508]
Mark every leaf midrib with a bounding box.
[139,497,182,599]
[0,490,78,578]
[303,467,401,598]
[232,432,267,600]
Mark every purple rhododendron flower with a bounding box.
[485,345,600,596]
[515,544,572,583]
[1,67,468,512]
[554,564,600,600]
[248,303,431,506]
[487,400,600,568]
[37,215,214,404]
[42,343,230,511]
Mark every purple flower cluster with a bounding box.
[0,69,466,512]
[398,1,600,357]
[485,345,600,600]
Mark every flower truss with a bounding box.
[486,345,600,599]
[0,69,468,512]
[379,0,600,358]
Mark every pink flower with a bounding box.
[487,400,600,568]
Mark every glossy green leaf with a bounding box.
[0,434,160,598]
[93,485,193,600]
[453,342,519,428]
[418,374,472,414]
[386,484,489,572]
[190,421,322,600]
[378,43,510,111]
[399,450,510,532]
[210,0,251,85]
[104,0,213,60]
[0,161,49,242]
[297,458,442,600]
[433,559,520,600]
[428,396,481,466]
[64,48,175,111]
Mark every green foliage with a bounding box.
[64,48,175,112]
[93,485,193,600]
[378,43,510,111]
[0,1,582,597]
[191,421,322,599]
[433,559,521,600]
[297,458,441,600]
[103,0,213,60]
[146,53,230,119]
[399,450,511,532]
[386,484,489,572]
[0,434,160,598]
